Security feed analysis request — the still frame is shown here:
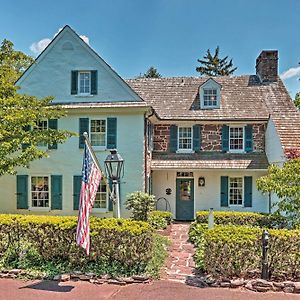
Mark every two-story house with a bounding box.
[0,25,150,217]
[128,51,300,220]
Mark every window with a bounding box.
[203,89,218,107]
[31,176,49,208]
[90,119,106,147]
[79,71,91,94]
[229,177,243,205]
[35,120,48,146]
[178,127,192,150]
[229,127,244,151]
[93,179,108,209]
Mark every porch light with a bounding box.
[104,149,124,181]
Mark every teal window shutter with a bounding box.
[48,119,58,149]
[220,176,229,207]
[222,125,229,152]
[22,125,31,150]
[91,70,98,95]
[245,125,253,153]
[79,118,89,149]
[107,118,117,149]
[169,125,178,153]
[73,175,82,210]
[16,175,28,209]
[51,175,63,210]
[193,125,201,153]
[244,176,253,207]
[71,71,78,95]
[108,179,113,211]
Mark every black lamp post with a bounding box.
[261,230,270,280]
[104,149,124,218]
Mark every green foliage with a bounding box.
[148,211,173,230]
[0,215,155,277]
[257,158,300,227]
[196,46,237,76]
[201,225,300,280]
[0,39,74,176]
[295,92,300,109]
[144,234,170,278]
[126,191,156,221]
[195,211,287,228]
[138,66,162,78]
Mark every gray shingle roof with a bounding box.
[151,152,269,170]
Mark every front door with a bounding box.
[176,178,194,220]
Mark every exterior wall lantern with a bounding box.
[198,177,205,187]
[104,149,124,218]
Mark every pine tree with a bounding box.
[140,66,162,78]
[295,92,300,110]
[196,46,237,76]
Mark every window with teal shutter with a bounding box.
[51,175,63,210]
[169,125,178,153]
[193,125,201,153]
[107,118,117,149]
[16,175,28,209]
[79,118,89,148]
[244,176,253,207]
[73,175,81,210]
[48,119,58,149]
[22,125,31,150]
[245,125,253,152]
[220,176,229,207]
[91,70,98,95]
[222,125,229,152]
[71,71,78,95]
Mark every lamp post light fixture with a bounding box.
[261,230,270,280]
[104,149,124,219]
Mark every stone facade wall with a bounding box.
[153,123,266,152]
[153,124,170,151]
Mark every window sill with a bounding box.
[228,150,246,154]
[28,207,51,212]
[176,150,195,154]
[74,94,94,97]
[92,146,107,152]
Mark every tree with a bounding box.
[295,92,300,110]
[0,39,74,176]
[138,66,162,78]
[257,158,300,227]
[196,46,237,76]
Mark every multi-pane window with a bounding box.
[90,120,106,147]
[229,177,243,205]
[35,120,48,146]
[229,127,244,151]
[94,179,107,209]
[31,176,49,208]
[79,72,91,94]
[178,127,192,150]
[203,89,218,107]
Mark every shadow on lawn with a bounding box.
[20,280,74,293]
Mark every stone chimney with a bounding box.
[256,50,278,82]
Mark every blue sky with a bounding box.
[1,0,299,97]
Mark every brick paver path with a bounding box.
[163,222,195,282]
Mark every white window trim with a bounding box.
[202,88,219,108]
[90,118,107,151]
[228,176,244,207]
[29,175,51,211]
[34,120,48,148]
[78,71,91,96]
[92,182,109,213]
[229,125,245,153]
[176,126,194,153]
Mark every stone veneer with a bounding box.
[153,124,265,153]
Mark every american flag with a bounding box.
[76,141,102,255]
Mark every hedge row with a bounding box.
[195,211,287,228]
[148,211,173,230]
[189,222,300,280]
[0,214,154,269]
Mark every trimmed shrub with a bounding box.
[0,215,154,272]
[126,191,156,221]
[148,211,173,230]
[201,225,300,280]
[195,211,287,228]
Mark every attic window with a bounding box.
[203,89,217,107]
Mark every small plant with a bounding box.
[126,191,156,221]
[148,211,173,230]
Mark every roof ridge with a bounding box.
[126,75,256,81]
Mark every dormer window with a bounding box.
[199,78,221,109]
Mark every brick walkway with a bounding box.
[163,222,195,282]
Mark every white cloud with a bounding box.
[30,28,90,55]
[280,66,300,80]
